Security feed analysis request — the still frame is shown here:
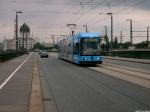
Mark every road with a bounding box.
[38,53,150,112]
[0,52,149,112]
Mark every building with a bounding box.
[18,23,35,50]
[3,23,35,51]
[19,23,35,50]
[18,37,35,50]
[3,39,16,51]
[0,43,3,51]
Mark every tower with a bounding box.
[19,23,30,50]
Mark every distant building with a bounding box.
[18,37,35,50]
[3,39,15,51]
[3,23,35,51]
[18,23,35,50]
[0,43,3,51]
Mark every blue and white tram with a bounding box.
[58,32,103,65]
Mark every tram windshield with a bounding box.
[80,38,100,56]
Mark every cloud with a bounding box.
[0,0,150,43]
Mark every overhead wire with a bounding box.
[87,0,127,27]
[104,0,111,12]
[78,0,149,42]
[66,0,106,25]
[1,0,149,36]
[114,0,148,14]
[86,0,149,32]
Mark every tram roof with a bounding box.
[76,32,101,38]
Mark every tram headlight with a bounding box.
[97,57,100,60]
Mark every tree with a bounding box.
[134,41,149,49]
[113,37,119,49]
[121,42,131,49]
[34,42,44,50]
[104,35,110,51]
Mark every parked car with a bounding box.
[40,51,49,58]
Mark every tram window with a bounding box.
[68,42,71,54]
[80,38,100,56]
[73,43,79,54]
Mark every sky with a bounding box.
[0,0,150,43]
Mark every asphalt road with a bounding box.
[38,54,150,112]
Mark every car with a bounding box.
[38,50,42,54]
[40,51,49,58]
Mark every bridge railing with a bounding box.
[0,50,26,62]
[101,49,150,59]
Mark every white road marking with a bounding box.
[0,55,31,90]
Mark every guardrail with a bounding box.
[101,50,150,59]
[0,51,26,62]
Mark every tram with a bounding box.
[58,32,103,65]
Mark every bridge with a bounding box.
[0,52,149,112]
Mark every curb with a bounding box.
[29,55,44,112]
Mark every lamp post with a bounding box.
[120,31,123,44]
[147,26,150,43]
[107,12,113,53]
[83,25,88,32]
[15,11,22,55]
[104,26,108,37]
[66,24,77,36]
[51,35,54,47]
[126,19,133,45]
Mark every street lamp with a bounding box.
[107,12,113,53]
[147,26,150,43]
[16,11,22,55]
[66,24,77,36]
[120,31,123,44]
[104,26,108,37]
[83,25,88,33]
[51,35,54,47]
[126,19,133,45]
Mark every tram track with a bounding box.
[101,63,150,80]
[48,52,150,88]
[102,62,150,75]
[88,63,150,89]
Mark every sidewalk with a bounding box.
[0,54,33,112]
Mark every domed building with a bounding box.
[18,23,35,50]
[3,23,35,51]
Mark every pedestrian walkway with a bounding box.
[0,54,33,112]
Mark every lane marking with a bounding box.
[0,55,31,90]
